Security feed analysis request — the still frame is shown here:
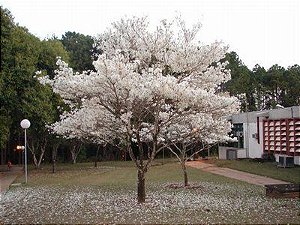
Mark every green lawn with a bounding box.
[16,159,247,188]
[2,160,299,224]
[209,158,300,183]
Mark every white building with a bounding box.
[219,106,300,165]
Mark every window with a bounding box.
[220,123,244,148]
[232,123,244,148]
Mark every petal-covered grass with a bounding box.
[1,160,299,224]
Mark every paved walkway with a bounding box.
[186,161,290,186]
[0,166,23,194]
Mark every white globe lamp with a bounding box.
[20,119,31,129]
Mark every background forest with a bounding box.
[1,7,299,166]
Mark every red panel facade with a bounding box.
[263,118,300,156]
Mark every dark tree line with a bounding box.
[0,7,95,166]
[1,7,299,167]
[224,52,300,112]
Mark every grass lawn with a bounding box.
[1,159,299,224]
[208,158,300,183]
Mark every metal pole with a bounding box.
[24,128,28,184]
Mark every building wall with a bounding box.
[268,106,300,119]
[218,146,247,159]
[218,146,227,160]
[230,106,300,123]
[246,123,263,158]
[237,148,247,158]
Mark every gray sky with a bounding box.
[1,0,299,69]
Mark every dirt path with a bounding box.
[0,166,23,194]
[186,161,290,186]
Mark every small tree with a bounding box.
[40,16,239,203]
[164,115,235,186]
[167,140,207,187]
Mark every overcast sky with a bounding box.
[1,0,299,69]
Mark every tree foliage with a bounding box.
[0,7,69,166]
[38,38,70,78]
[61,31,94,72]
[224,52,300,111]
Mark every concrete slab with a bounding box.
[186,161,290,186]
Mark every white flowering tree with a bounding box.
[39,16,239,203]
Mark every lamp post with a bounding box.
[20,119,30,184]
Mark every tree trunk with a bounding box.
[137,169,146,203]
[36,148,46,169]
[36,140,47,169]
[182,162,189,187]
[70,144,82,164]
[52,158,56,173]
[0,148,5,165]
[71,149,76,164]
[33,154,38,168]
[52,144,59,173]
[94,146,100,167]
[33,150,46,169]
[28,138,47,169]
